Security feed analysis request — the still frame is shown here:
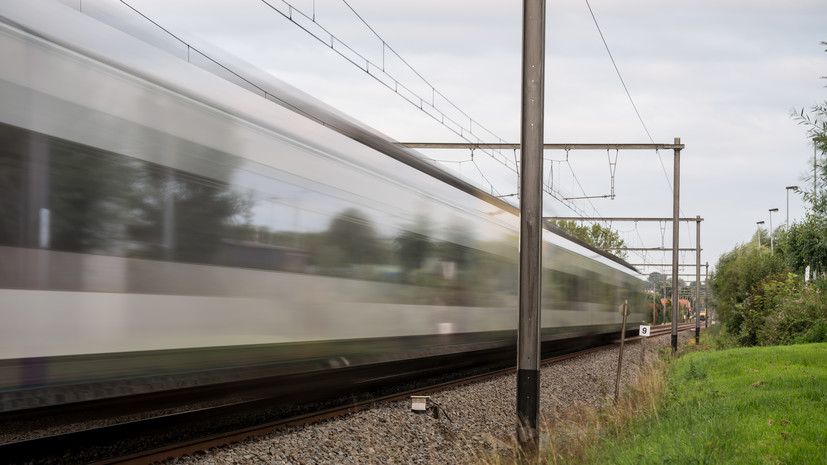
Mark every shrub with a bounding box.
[748,275,827,346]
[797,321,827,343]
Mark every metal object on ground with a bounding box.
[410,396,430,414]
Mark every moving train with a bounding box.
[0,0,646,409]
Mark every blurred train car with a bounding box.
[0,0,646,407]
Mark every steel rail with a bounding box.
[101,323,696,464]
[1,324,697,464]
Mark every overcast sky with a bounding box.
[121,0,827,277]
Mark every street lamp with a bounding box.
[769,208,779,253]
[756,220,765,249]
[786,186,799,231]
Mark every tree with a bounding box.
[549,220,628,259]
[785,213,827,278]
[648,272,669,291]
[709,241,786,334]
[792,41,827,214]
[789,41,827,278]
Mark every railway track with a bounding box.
[0,324,696,464]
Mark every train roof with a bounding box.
[1,0,641,276]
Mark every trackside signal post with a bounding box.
[517,0,545,451]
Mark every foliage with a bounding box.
[550,220,628,259]
[709,42,827,349]
[647,290,665,324]
[768,282,827,345]
[792,41,827,214]
[785,212,827,277]
[737,272,801,346]
[709,240,786,334]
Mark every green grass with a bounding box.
[585,342,827,465]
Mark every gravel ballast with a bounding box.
[166,330,691,464]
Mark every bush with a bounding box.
[711,243,786,334]
[731,273,797,345]
[795,321,827,343]
[747,275,827,346]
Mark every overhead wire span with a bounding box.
[259,0,610,216]
[584,0,688,231]
[257,0,517,189]
[583,0,653,144]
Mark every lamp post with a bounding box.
[786,186,799,231]
[769,208,779,254]
[756,220,765,249]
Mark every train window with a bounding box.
[0,122,254,263]
[0,122,524,307]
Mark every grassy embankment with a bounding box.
[583,332,827,464]
[481,327,827,464]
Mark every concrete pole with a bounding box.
[695,216,701,345]
[516,0,545,450]
[704,262,709,329]
[671,138,681,352]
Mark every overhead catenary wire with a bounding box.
[259,0,614,218]
[584,0,678,203]
[584,0,695,268]
[88,1,685,279]
[129,0,674,268]
[257,0,516,187]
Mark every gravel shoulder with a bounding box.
[167,330,690,464]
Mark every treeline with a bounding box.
[710,45,827,346]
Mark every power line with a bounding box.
[257,0,516,188]
[260,0,610,216]
[585,0,691,250]
[583,0,676,198]
[584,0,653,143]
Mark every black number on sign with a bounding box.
[641,327,648,335]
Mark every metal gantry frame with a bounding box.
[405,6,686,445]
[545,216,704,347]
[404,143,689,446]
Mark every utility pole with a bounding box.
[516,0,545,451]
[671,138,681,352]
[695,216,701,345]
[704,262,709,329]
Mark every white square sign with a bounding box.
[639,325,651,337]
